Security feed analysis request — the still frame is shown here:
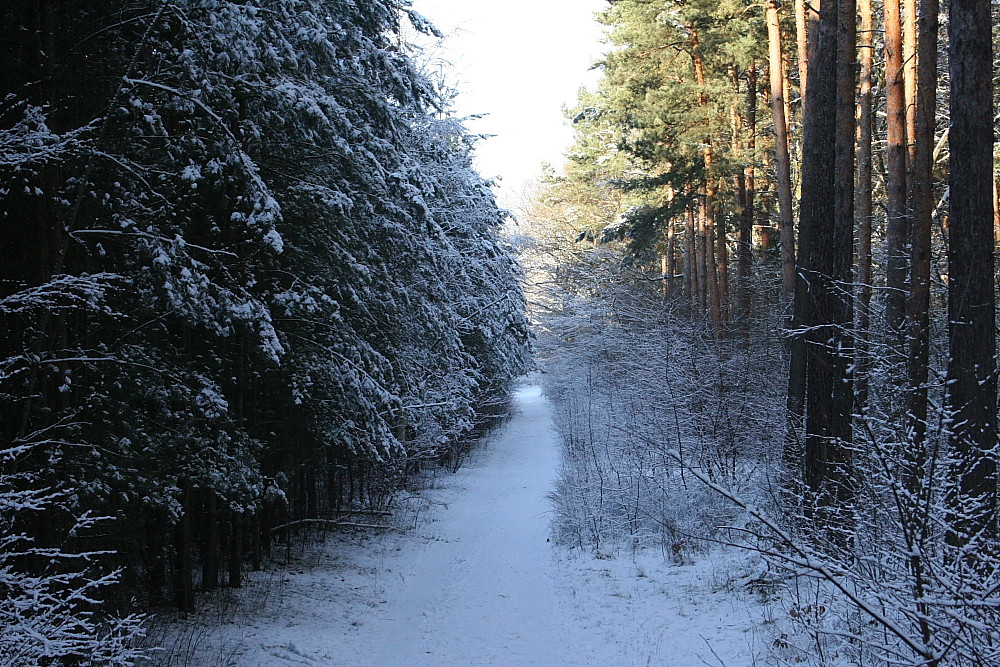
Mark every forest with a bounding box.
[525,0,1000,663]
[0,1,529,663]
[2,0,1000,665]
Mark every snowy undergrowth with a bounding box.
[532,286,997,664]
[538,331,867,666]
[1,441,148,667]
[137,484,443,667]
[525,241,869,664]
[539,300,785,559]
[140,384,787,666]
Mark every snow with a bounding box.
[154,384,771,666]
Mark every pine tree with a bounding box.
[945,0,997,549]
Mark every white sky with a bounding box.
[410,0,607,205]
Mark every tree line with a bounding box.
[0,1,529,661]
[531,0,998,661]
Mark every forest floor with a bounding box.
[149,384,780,666]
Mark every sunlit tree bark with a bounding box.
[794,0,810,107]
[885,0,910,337]
[735,64,757,326]
[766,0,796,304]
[691,31,723,336]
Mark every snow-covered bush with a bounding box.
[523,205,783,557]
[1,446,146,666]
[523,177,1000,664]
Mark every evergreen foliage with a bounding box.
[0,0,528,656]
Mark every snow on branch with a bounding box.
[0,273,120,315]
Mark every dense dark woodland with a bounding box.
[527,0,1000,664]
[4,0,1000,664]
[0,2,528,661]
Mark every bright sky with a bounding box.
[411,0,607,205]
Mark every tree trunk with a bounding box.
[229,510,243,588]
[786,0,829,471]
[855,0,874,411]
[993,173,1000,246]
[903,0,918,173]
[699,189,719,329]
[819,0,856,503]
[146,519,167,604]
[766,0,796,305]
[201,488,219,591]
[715,183,729,329]
[946,0,997,546]
[884,0,910,338]
[684,205,696,306]
[250,512,262,571]
[666,185,677,299]
[904,0,937,641]
[736,64,757,327]
[667,224,676,299]
[906,0,937,447]
[691,34,723,336]
[782,42,794,137]
[790,0,855,520]
[175,479,195,613]
[795,0,810,108]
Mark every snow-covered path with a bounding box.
[170,384,769,666]
[337,384,566,665]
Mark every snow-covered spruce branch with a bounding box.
[400,401,453,410]
[121,76,282,249]
[59,2,170,247]
[427,297,509,349]
[3,354,216,402]
[0,559,147,666]
[458,292,515,324]
[89,150,173,206]
[0,273,121,314]
[123,78,227,125]
[0,102,96,167]
[69,229,238,258]
[277,330,400,407]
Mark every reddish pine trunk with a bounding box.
[884,0,910,337]
[766,0,796,305]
